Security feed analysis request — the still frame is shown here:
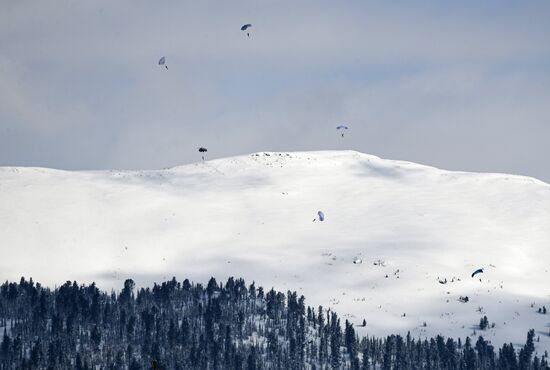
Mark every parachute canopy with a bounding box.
[158,56,166,65]
[471,268,483,278]
[241,24,252,31]
[317,211,325,221]
[336,125,349,130]
[198,147,208,153]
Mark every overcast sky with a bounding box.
[1,0,549,182]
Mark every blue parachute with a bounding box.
[471,268,483,278]
[241,24,252,37]
[336,125,349,137]
[318,211,325,221]
[158,56,168,69]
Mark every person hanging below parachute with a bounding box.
[198,147,208,161]
[471,268,484,278]
[241,24,252,37]
[336,125,349,138]
[158,56,168,70]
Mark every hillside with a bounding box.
[1,151,549,351]
[1,277,545,369]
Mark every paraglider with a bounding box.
[198,147,207,161]
[241,24,252,37]
[336,125,349,137]
[158,56,168,70]
[471,268,484,278]
[312,211,325,222]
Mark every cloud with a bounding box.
[0,56,94,133]
[0,0,549,182]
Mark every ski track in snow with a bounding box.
[1,150,549,351]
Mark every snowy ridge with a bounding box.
[1,150,549,351]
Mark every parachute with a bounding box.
[471,268,483,278]
[241,24,252,37]
[317,211,325,222]
[198,147,208,161]
[158,56,168,70]
[336,125,349,137]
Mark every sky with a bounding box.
[1,0,549,182]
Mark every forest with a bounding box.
[0,277,548,370]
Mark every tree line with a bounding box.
[0,277,547,369]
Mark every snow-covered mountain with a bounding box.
[1,151,549,350]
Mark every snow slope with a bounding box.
[1,151,549,350]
